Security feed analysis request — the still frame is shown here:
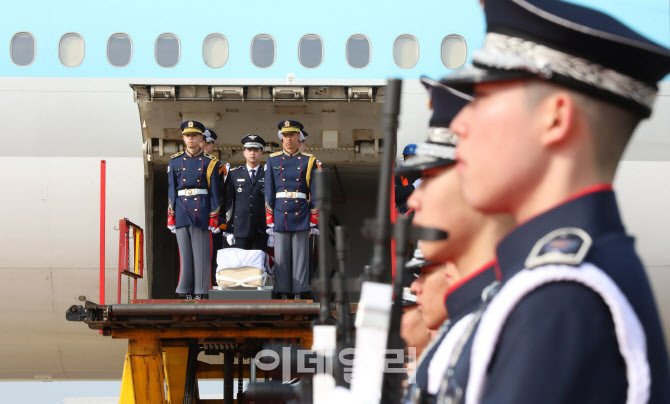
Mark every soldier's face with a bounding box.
[400,307,431,355]
[410,263,456,329]
[450,80,544,217]
[282,132,300,152]
[408,166,486,263]
[243,148,262,164]
[203,142,215,154]
[183,133,202,149]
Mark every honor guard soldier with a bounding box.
[223,134,269,250]
[201,128,217,155]
[395,144,419,215]
[434,0,670,402]
[393,78,512,404]
[265,120,319,299]
[167,120,221,300]
[201,128,228,282]
[298,129,321,279]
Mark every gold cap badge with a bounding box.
[188,121,194,128]
[284,120,290,127]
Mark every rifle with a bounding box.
[334,225,354,387]
[349,78,402,403]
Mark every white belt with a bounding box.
[178,188,208,196]
[276,191,307,199]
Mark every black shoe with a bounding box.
[281,293,288,300]
[195,294,208,300]
[185,294,193,300]
[294,293,301,300]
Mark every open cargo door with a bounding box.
[132,84,387,298]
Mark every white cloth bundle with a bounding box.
[216,248,270,289]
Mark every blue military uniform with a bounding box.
[265,120,319,297]
[167,120,221,298]
[167,137,221,229]
[433,0,670,402]
[224,134,269,250]
[436,188,670,404]
[393,79,480,404]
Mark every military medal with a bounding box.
[237,187,242,193]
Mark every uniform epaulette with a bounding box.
[203,153,217,160]
[270,151,283,157]
[301,152,314,157]
[171,151,184,158]
[230,166,242,171]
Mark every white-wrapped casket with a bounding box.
[215,248,271,289]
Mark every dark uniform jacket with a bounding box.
[167,150,221,230]
[406,264,497,404]
[265,150,318,232]
[225,165,266,239]
[395,174,417,215]
[442,187,670,404]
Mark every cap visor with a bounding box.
[437,64,533,95]
[395,154,455,175]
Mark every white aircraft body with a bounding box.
[0,0,668,381]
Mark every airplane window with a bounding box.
[107,33,132,67]
[156,33,180,68]
[393,34,419,69]
[10,32,35,66]
[441,35,467,69]
[59,33,85,67]
[299,34,323,68]
[251,34,276,68]
[203,34,229,68]
[346,34,370,69]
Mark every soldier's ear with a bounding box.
[539,91,576,148]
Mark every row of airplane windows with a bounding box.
[8,32,468,70]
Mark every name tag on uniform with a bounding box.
[273,166,280,170]
[237,179,245,182]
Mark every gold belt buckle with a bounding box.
[286,192,295,199]
[186,189,194,196]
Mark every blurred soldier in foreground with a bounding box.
[401,249,442,363]
[434,0,670,402]
[265,120,319,299]
[395,78,513,403]
[224,134,268,250]
[167,120,221,300]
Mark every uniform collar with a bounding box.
[185,149,203,158]
[246,164,259,172]
[496,184,624,280]
[283,149,301,157]
[444,261,498,322]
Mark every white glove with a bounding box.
[168,225,176,234]
[266,226,274,236]
[310,228,320,235]
[209,226,221,234]
[267,234,275,247]
[310,222,317,228]
[226,233,235,245]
